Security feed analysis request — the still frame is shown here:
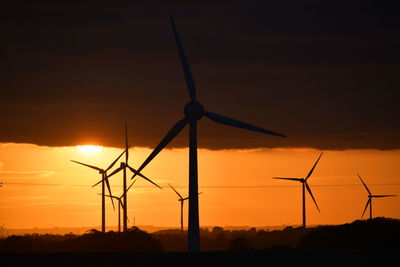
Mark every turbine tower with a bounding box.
[272,152,323,228]
[123,121,129,231]
[71,150,125,232]
[132,17,286,251]
[169,184,202,231]
[357,173,396,220]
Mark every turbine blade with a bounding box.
[93,167,124,188]
[132,117,189,179]
[106,166,124,180]
[104,176,115,209]
[91,166,121,188]
[128,165,162,189]
[169,183,183,199]
[127,179,137,191]
[132,169,162,189]
[305,182,320,212]
[71,160,102,172]
[100,194,119,200]
[182,192,202,201]
[372,195,397,198]
[357,173,372,195]
[272,177,303,182]
[204,111,286,138]
[361,198,371,219]
[121,179,137,198]
[305,152,323,180]
[92,179,102,188]
[127,165,150,182]
[98,189,116,210]
[170,17,196,101]
[105,150,126,172]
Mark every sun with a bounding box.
[76,145,103,154]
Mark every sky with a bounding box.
[1,144,399,229]
[0,1,400,230]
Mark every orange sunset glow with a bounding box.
[1,143,399,230]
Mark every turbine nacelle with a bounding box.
[184,101,204,120]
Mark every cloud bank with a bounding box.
[1,1,399,150]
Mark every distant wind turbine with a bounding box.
[71,150,125,233]
[91,122,162,232]
[132,17,286,251]
[357,173,396,220]
[169,184,202,231]
[102,180,136,232]
[272,152,323,228]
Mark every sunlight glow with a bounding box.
[76,145,102,154]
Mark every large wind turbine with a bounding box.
[71,150,125,232]
[357,173,396,220]
[123,121,129,232]
[132,17,286,251]
[102,180,136,232]
[272,152,323,228]
[169,184,202,231]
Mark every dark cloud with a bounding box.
[1,0,400,150]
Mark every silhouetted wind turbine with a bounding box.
[102,180,136,232]
[272,152,323,228]
[169,184,202,231]
[132,17,286,251]
[92,122,162,231]
[71,150,125,233]
[122,121,129,232]
[357,173,396,220]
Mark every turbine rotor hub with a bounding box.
[184,101,204,120]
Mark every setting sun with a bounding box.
[76,145,103,154]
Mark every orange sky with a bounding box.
[0,143,399,230]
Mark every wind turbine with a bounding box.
[102,180,136,232]
[272,152,323,228]
[71,150,125,233]
[91,122,162,231]
[132,17,286,251]
[357,173,396,220]
[169,184,202,231]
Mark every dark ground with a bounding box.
[1,218,399,266]
[1,248,398,267]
